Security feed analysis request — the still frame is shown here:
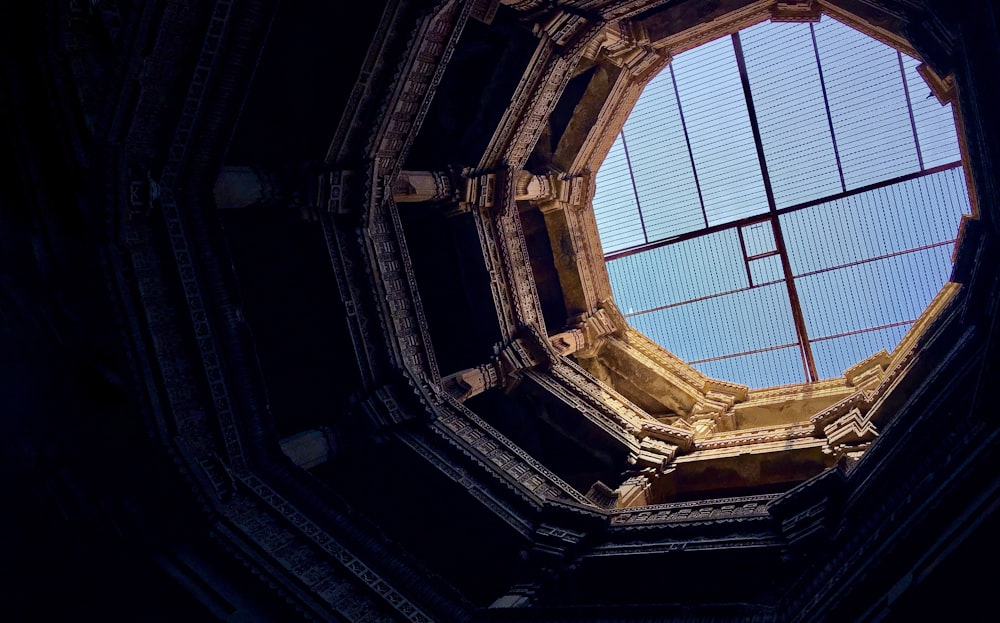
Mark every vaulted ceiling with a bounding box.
[4,1,1000,621]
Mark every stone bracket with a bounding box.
[771,0,822,23]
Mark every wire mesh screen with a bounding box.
[596,15,970,388]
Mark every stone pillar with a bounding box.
[392,170,454,203]
[280,428,336,470]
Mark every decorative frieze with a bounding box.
[609,493,780,527]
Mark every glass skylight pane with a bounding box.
[628,282,798,364]
[811,323,911,379]
[741,220,775,256]
[694,345,806,388]
[741,20,843,207]
[901,54,962,168]
[671,36,768,225]
[749,254,783,285]
[795,244,953,339]
[608,229,745,314]
[814,16,919,188]
[780,167,967,274]
[622,69,705,240]
[593,133,645,252]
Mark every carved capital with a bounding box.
[567,302,624,358]
[637,420,695,452]
[585,480,619,509]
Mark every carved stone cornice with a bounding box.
[694,422,816,452]
[823,407,879,454]
[527,365,645,447]
[430,396,595,507]
[600,332,708,417]
[843,349,891,392]
[817,0,918,58]
[396,430,536,539]
[917,62,956,104]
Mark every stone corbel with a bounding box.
[844,350,891,394]
[771,0,822,23]
[548,329,586,356]
[589,20,670,80]
[392,169,456,203]
[567,301,624,358]
[443,327,565,401]
[822,407,878,458]
[630,437,679,472]
[686,379,748,437]
[441,362,502,401]
[615,471,654,508]
[280,428,337,470]
[514,170,557,203]
[916,63,956,105]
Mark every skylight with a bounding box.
[593,15,970,389]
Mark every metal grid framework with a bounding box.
[593,16,969,388]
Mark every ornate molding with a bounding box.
[609,493,781,528]
[431,396,595,507]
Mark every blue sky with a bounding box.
[593,16,968,388]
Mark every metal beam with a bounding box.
[733,31,817,382]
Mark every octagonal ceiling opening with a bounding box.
[591,12,973,389]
